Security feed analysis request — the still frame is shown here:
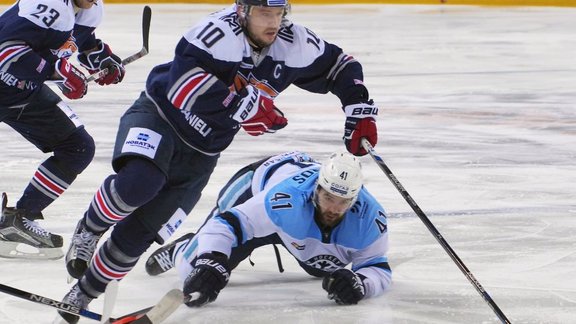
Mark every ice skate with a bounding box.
[0,192,63,260]
[65,219,104,279]
[145,232,195,276]
[56,283,93,324]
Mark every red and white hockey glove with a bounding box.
[343,100,378,156]
[78,40,125,86]
[54,58,87,100]
[232,85,288,136]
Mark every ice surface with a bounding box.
[0,4,575,323]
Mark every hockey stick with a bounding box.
[86,5,151,82]
[0,281,178,324]
[107,289,183,324]
[360,138,511,324]
[0,282,105,321]
[100,280,119,323]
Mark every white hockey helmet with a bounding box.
[316,151,363,200]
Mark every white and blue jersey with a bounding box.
[0,0,103,107]
[215,151,318,213]
[145,5,370,155]
[180,165,392,299]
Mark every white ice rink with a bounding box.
[1,3,575,323]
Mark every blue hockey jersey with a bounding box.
[186,167,392,298]
[146,5,370,155]
[0,0,102,107]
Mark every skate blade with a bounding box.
[0,241,63,260]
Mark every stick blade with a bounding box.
[141,6,151,53]
[110,289,182,324]
[132,289,182,324]
[100,280,119,323]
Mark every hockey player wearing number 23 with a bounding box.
[58,1,377,322]
[0,0,125,260]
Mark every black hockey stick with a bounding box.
[0,282,104,321]
[0,281,176,323]
[360,138,511,324]
[87,5,151,82]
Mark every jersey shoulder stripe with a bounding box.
[168,68,217,111]
[0,42,32,71]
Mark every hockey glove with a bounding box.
[183,252,230,307]
[232,85,288,136]
[78,39,125,86]
[322,268,366,305]
[54,58,87,100]
[343,100,378,156]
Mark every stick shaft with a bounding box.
[360,138,510,324]
[87,6,151,82]
[0,283,103,321]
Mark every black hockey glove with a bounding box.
[78,39,125,86]
[343,100,378,156]
[322,269,366,305]
[183,252,230,307]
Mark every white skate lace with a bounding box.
[21,218,51,238]
[154,250,174,271]
[73,230,100,261]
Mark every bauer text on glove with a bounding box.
[183,252,230,307]
[231,85,288,136]
[343,100,378,156]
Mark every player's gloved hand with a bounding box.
[54,58,87,100]
[78,39,125,86]
[343,100,378,156]
[232,85,288,136]
[322,268,366,305]
[183,252,230,307]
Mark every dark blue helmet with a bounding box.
[236,0,290,17]
[237,0,289,7]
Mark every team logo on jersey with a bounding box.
[304,255,345,271]
[50,34,78,59]
[233,72,280,98]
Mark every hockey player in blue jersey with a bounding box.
[0,0,125,260]
[59,0,379,321]
[145,150,320,275]
[147,151,391,307]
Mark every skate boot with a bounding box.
[57,283,93,324]
[0,192,63,259]
[65,219,104,279]
[145,232,195,276]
